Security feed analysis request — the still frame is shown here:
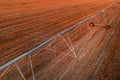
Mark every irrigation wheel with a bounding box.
[106,25,111,29]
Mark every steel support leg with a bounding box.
[29,55,35,80]
[15,63,26,80]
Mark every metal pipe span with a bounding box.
[0,4,113,71]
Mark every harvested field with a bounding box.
[0,0,120,80]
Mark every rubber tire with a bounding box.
[106,25,110,29]
[89,23,94,27]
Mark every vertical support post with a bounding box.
[29,55,35,80]
[15,63,26,80]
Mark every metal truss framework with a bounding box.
[0,4,115,80]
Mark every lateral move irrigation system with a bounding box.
[0,4,114,80]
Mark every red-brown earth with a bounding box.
[0,0,119,80]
